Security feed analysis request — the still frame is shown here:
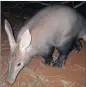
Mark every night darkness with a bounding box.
[1,1,86,17]
[1,1,86,32]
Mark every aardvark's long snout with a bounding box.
[7,70,18,85]
[7,73,16,84]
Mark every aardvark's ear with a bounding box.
[19,29,31,51]
[4,19,16,52]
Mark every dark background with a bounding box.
[1,1,86,18]
[1,1,86,31]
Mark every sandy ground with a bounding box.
[1,17,86,87]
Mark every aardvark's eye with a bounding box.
[17,63,21,66]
